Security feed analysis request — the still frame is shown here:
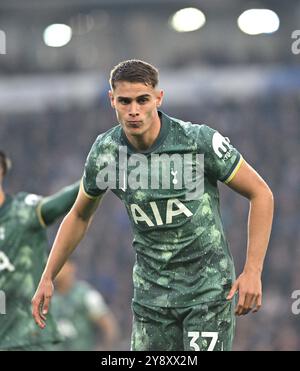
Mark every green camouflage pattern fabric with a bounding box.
[131,299,235,351]
[51,281,109,351]
[83,111,242,307]
[0,193,60,349]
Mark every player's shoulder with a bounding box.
[168,113,216,149]
[197,124,237,159]
[92,124,122,149]
[86,125,121,169]
[169,114,197,133]
[15,192,42,208]
[75,281,105,305]
[68,281,90,302]
[87,125,122,164]
[168,113,208,137]
[12,192,43,228]
[76,280,103,297]
[75,280,93,293]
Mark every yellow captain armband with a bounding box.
[224,157,244,184]
[36,201,47,228]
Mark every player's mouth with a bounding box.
[126,121,143,128]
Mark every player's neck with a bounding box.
[0,187,5,207]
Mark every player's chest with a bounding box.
[0,223,16,274]
[0,214,27,245]
[111,150,204,202]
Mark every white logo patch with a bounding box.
[171,168,178,185]
[212,132,232,159]
[24,194,41,206]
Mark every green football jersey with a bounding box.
[0,193,60,349]
[83,111,243,307]
[51,281,109,351]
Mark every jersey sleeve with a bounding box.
[198,124,243,183]
[37,181,80,227]
[18,193,45,229]
[82,135,108,199]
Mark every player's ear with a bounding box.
[156,90,164,108]
[109,90,115,108]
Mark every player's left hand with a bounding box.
[32,278,54,329]
[226,270,262,316]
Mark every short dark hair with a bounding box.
[0,151,11,176]
[109,59,159,90]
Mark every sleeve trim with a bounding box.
[80,179,102,200]
[36,201,47,228]
[224,156,244,184]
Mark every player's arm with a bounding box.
[37,181,80,227]
[226,160,274,316]
[32,184,103,329]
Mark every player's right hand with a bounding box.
[31,279,54,329]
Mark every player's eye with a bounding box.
[137,97,149,104]
[118,98,131,105]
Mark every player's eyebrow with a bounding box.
[136,94,151,99]
[117,96,131,102]
[117,94,151,101]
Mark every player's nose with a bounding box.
[128,101,140,116]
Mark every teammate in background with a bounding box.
[0,150,79,350]
[52,260,120,351]
[32,60,274,351]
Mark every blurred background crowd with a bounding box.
[0,0,300,350]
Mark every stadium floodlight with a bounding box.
[238,9,280,35]
[170,8,206,33]
[43,24,72,47]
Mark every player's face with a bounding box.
[109,81,163,138]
